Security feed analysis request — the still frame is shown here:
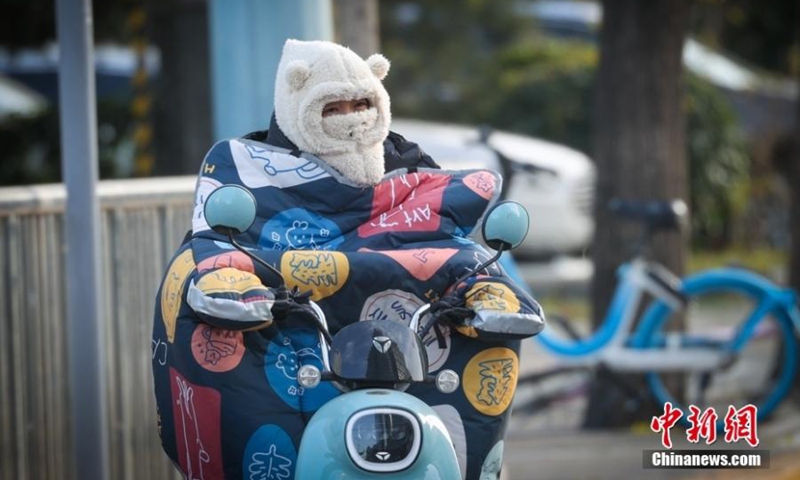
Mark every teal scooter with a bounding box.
[204,185,537,479]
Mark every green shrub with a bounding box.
[386,36,750,247]
[0,100,128,186]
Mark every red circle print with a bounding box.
[463,171,497,200]
[191,324,245,372]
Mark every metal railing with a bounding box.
[0,176,196,480]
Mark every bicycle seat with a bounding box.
[608,198,688,231]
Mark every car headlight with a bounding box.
[345,408,422,473]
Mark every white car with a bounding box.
[391,119,596,258]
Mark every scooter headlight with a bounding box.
[345,408,421,473]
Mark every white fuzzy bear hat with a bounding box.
[274,39,392,187]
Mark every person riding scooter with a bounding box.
[151,39,545,479]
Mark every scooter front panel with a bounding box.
[295,389,460,479]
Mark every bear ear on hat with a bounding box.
[285,60,311,91]
[366,54,390,80]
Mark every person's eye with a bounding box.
[323,106,338,116]
[356,99,371,109]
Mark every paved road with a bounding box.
[505,339,800,479]
[505,423,800,480]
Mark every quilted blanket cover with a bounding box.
[151,137,542,479]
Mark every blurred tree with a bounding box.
[484,39,597,152]
[380,0,534,122]
[684,75,750,248]
[0,111,61,185]
[0,0,209,179]
[0,0,130,48]
[691,1,798,248]
[485,42,749,249]
[691,0,799,76]
[791,113,800,293]
[0,102,120,186]
[147,0,212,176]
[334,0,380,58]
[384,21,749,248]
[0,0,56,48]
[0,0,165,183]
[791,6,800,299]
[585,0,691,427]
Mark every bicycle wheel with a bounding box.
[636,270,798,426]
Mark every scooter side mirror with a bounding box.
[482,201,529,251]
[204,185,257,235]
[203,185,289,289]
[448,201,531,289]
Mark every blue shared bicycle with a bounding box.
[509,199,800,425]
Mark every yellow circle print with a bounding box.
[281,251,350,301]
[160,249,196,343]
[465,281,520,314]
[462,347,519,416]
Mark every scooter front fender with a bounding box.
[295,389,461,479]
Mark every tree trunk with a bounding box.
[148,0,212,176]
[790,2,800,296]
[585,0,691,428]
[334,0,380,58]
